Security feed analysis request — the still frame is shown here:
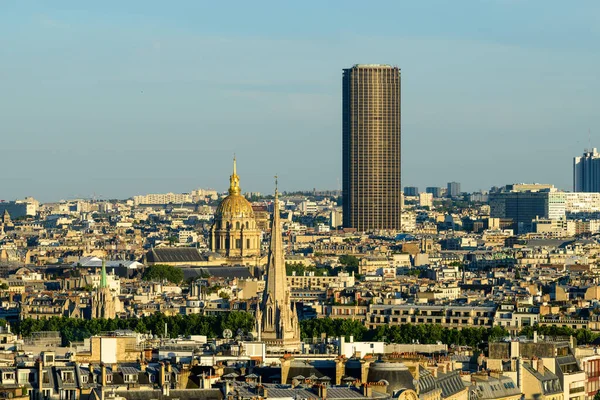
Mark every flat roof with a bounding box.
[353,63,394,68]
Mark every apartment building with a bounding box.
[366,304,496,329]
[287,271,355,291]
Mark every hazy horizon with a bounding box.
[2,1,599,202]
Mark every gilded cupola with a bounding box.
[215,157,255,218]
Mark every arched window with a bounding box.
[236,221,240,229]
[246,221,249,229]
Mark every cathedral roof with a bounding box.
[144,248,204,263]
[215,157,254,218]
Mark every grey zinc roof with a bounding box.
[418,367,438,395]
[521,364,562,395]
[120,366,140,375]
[109,389,223,400]
[437,371,467,398]
[146,248,205,263]
[41,367,56,389]
[231,382,388,399]
[471,375,520,400]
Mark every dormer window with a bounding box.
[124,374,138,383]
[18,372,29,383]
[81,375,88,384]
[106,374,112,383]
[62,371,75,383]
[2,372,15,381]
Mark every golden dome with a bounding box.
[215,157,255,218]
[216,194,255,217]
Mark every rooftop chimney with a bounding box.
[537,358,545,375]
[100,362,107,387]
[318,384,327,399]
[362,383,372,398]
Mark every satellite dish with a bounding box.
[223,329,233,339]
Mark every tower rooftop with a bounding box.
[352,63,395,68]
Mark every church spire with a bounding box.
[228,155,241,195]
[100,259,108,289]
[259,176,301,350]
[265,176,286,304]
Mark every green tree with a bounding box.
[14,313,256,345]
[488,326,509,342]
[339,255,359,268]
[286,262,306,276]
[219,291,230,300]
[142,264,184,284]
[339,255,360,274]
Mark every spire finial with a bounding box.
[100,259,108,289]
[274,175,278,194]
[228,156,241,195]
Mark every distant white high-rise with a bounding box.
[574,148,600,192]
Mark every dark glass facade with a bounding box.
[343,64,401,231]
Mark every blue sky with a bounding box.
[1,1,599,201]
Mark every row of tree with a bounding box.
[300,318,510,347]
[14,313,600,348]
[520,325,599,345]
[15,312,254,345]
[300,319,600,347]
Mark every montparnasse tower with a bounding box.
[343,64,401,231]
[210,157,261,258]
[256,178,301,351]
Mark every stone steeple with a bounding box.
[257,179,301,351]
[265,182,286,304]
[2,210,10,224]
[2,210,13,227]
[91,259,117,319]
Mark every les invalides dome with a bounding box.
[210,158,261,258]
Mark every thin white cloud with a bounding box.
[35,14,69,29]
